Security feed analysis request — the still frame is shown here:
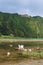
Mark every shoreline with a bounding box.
[0,39,43,42]
[0,59,43,65]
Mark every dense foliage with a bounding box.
[0,12,43,38]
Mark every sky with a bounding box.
[0,0,43,16]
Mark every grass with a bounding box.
[0,35,14,39]
[0,41,43,62]
[22,50,43,59]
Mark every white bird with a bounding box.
[28,48,32,52]
[9,44,13,47]
[7,52,11,56]
[24,49,27,51]
[18,45,24,50]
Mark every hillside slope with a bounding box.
[0,12,43,38]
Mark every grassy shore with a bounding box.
[0,41,43,62]
[1,38,43,43]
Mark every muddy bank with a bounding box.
[0,59,43,65]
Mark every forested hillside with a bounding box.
[0,12,43,38]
